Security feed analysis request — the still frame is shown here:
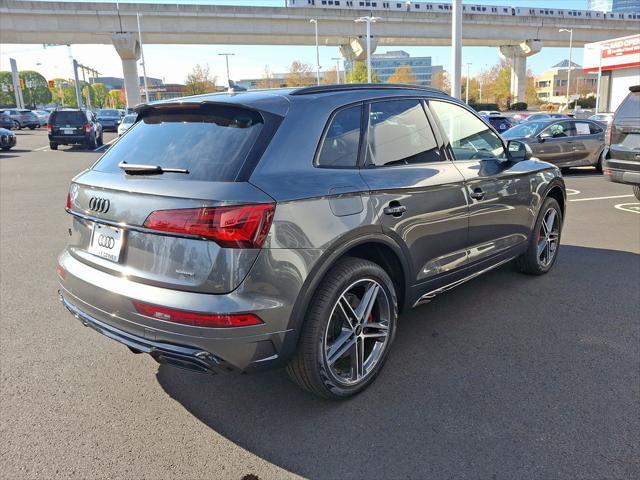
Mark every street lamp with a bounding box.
[331,57,342,83]
[310,19,321,85]
[355,16,381,83]
[465,62,472,104]
[218,53,235,88]
[559,28,573,111]
[137,12,149,103]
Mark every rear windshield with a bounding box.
[51,111,85,125]
[93,104,265,182]
[98,109,120,117]
[617,91,640,119]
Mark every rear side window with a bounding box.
[366,99,440,166]
[317,105,362,167]
[617,91,640,119]
[93,104,265,182]
[51,111,86,125]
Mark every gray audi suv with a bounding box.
[58,84,566,399]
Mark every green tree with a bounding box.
[0,71,16,107]
[185,64,217,95]
[107,89,125,109]
[91,83,109,108]
[431,69,450,92]
[346,62,379,83]
[19,70,52,108]
[285,61,315,87]
[62,87,78,108]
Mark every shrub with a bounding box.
[577,97,596,109]
[469,102,500,112]
[508,102,528,111]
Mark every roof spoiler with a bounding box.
[629,85,640,93]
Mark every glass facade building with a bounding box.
[587,0,640,12]
[347,50,443,86]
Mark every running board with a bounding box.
[412,258,513,308]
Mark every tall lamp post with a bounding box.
[355,16,380,83]
[137,12,149,103]
[310,19,321,85]
[465,62,472,104]
[559,28,573,110]
[331,57,342,83]
[451,0,462,99]
[219,53,235,88]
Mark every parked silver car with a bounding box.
[58,85,566,399]
[503,118,606,171]
[0,109,39,129]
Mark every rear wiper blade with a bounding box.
[118,161,189,175]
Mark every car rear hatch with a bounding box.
[50,110,86,136]
[608,87,640,169]
[65,100,284,294]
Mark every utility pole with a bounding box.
[355,16,380,83]
[72,59,83,109]
[137,12,149,102]
[331,57,342,83]
[451,0,462,99]
[560,28,573,111]
[465,62,471,104]
[310,19,321,85]
[219,53,235,88]
[595,44,603,113]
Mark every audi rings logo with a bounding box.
[97,234,115,249]
[89,197,110,213]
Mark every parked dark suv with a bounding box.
[603,85,640,200]
[58,85,566,399]
[48,109,103,150]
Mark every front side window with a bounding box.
[575,121,596,135]
[366,99,440,167]
[429,100,505,161]
[316,105,362,168]
[541,121,575,138]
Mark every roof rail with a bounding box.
[290,83,443,96]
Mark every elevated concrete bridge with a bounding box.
[2,0,637,105]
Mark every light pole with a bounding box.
[595,44,603,113]
[478,79,483,103]
[310,19,321,85]
[465,62,472,104]
[219,53,235,88]
[559,28,573,110]
[451,0,462,99]
[137,12,149,103]
[331,57,341,83]
[355,16,380,83]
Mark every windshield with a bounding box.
[94,104,266,182]
[503,121,547,139]
[617,92,640,119]
[122,115,137,124]
[98,109,120,118]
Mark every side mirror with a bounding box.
[507,140,532,162]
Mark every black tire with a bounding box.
[286,257,398,400]
[28,126,36,130]
[97,133,104,147]
[49,142,58,150]
[595,149,604,173]
[633,185,640,201]
[1,147,11,151]
[13,121,21,130]
[86,135,97,150]
[515,197,563,275]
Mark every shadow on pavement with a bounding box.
[156,245,639,479]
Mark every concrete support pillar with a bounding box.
[339,36,377,78]
[499,40,542,104]
[112,32,141,108]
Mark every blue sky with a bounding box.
[1,0,594,84]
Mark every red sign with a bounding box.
[601,35,640,59]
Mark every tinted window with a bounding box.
[366,99,439,166]
[487,116,512,131]
[317,105,362,167]
[98,109,120,118]
[589,123,603,134]
[503,121,547,139]
[50,111,86,125]
[617,91,640,119]
[542,121,575,138]
[93,104,265,182]
[429,100,505,160]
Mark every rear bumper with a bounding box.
[603,158,640,186]
[49,134,90,145]
[60,292,232,374]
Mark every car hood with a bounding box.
[0,128,14,134]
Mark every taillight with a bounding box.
[605,124,612,145]
[56,264,66,280]
[84,123,91,133]
[143,204,275,248]
[47,123,52,134]
[133,301,263,328]
[65,191,71,210]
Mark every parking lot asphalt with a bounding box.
[1,129,639,480]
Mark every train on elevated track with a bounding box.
[287,0,639,21]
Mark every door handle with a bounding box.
[469,188,486,200]
[383,203,407,217]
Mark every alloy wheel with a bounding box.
[323,279,391,386]
[537,207,560,268]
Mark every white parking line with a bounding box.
[566,188,581,196]
[569,194,634,202]
[34,146,49,151]
[615,203,640,214]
